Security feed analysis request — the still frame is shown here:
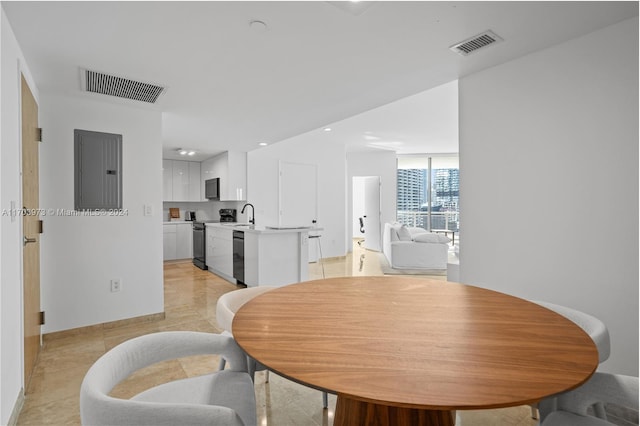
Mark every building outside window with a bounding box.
[397,155,459,232]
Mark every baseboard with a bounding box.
[43,312,166,342]
[314,255,347,263]
[7,388,24,426]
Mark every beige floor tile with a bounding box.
[19,395,81,426]
[26,366,86,406]
[109,359,187,399]
[179,354,223,377]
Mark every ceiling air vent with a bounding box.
[450,30,503,56]
[83,69,165,104]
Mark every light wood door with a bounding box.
[22,74,41,388]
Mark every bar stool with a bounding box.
[216,286,330,408]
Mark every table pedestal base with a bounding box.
[334,396,455,426]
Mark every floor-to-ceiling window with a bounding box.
[397,155,459,233]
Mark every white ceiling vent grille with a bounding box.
[84,70,165,103]
[450,30,503,56]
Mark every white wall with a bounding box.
[0,7,39,423]
[39,93,164,332]
[347,151,397,251]
[459,17,638,375]
[247,132,347,259]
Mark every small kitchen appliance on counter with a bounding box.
[219,209,237,222]
[185,211,196,221]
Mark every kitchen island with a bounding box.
[205,223,322,287]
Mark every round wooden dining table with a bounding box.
[232,276,598,426]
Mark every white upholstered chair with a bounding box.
[80,331,256,426]
[532,301,611,420]
[534,301,611,363]
[539,372,638,426]
[217,286,330,408]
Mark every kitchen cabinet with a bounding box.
[163,160,201,202]
[187,161,201,201]
[163,223,193,260]
[162,160,173,200]
[206,225,233,278]
[163,224,177,260]
[200,151,246,201]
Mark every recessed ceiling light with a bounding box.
[323,127,332,132]
[187,151,196,156]
[259,142,268,146]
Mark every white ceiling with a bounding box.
[3,1,637,160]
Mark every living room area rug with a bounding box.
[377,252,447,276]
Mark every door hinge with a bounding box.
[39,311,45,325]
[38,220,43,234]
[36,128,43,142]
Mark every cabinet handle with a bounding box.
[23,236,37,246]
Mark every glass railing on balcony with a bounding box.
[396,210,459,232]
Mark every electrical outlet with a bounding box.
[110,278,121,293]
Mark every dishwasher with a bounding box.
[232,230,245,285]
[192,221,207,270]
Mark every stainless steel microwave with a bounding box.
[205,178,220,200]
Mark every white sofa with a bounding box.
[382,223,450,270]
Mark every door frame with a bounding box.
[352,175,382,252]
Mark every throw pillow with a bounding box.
[413,232,451,244]
[407,227,428,236]
[390,223,403,241]
[397,225,413,241]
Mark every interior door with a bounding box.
[363,176,381,252]
[22,74,41,388]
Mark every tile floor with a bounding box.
[17,242,538,425]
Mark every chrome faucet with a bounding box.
[241,203,255,225]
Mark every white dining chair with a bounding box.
[539,372,638,426]
[80,331,256,426]
[217,286,330,408]
[532,301,611,420]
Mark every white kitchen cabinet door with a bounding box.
[172,160,189,201]
[210,227,233,276]
[163,224,177,260]
[175,223,193,259]
[205,227,215,267]
[162,160,173,201]
[188,162,201,202]
[224,151,247,201]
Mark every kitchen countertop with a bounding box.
[163,221,192,224]
[205,222,322,234]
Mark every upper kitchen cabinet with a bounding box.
[162,160,201,202]
[201,151,247,201]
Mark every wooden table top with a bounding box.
[233,276,598,411]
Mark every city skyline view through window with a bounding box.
[397,155,459,232]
